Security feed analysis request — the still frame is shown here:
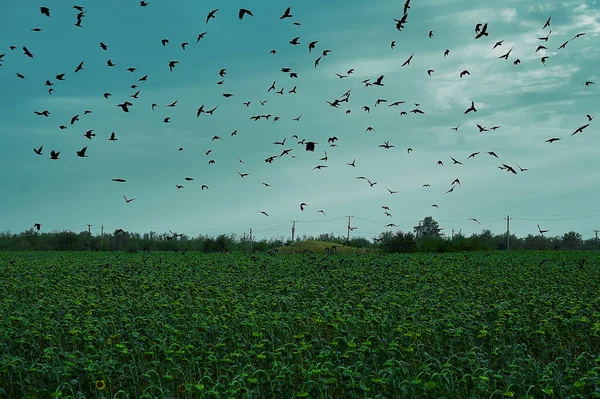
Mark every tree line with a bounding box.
[0,216,597,252]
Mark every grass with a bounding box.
[0,250,599,398]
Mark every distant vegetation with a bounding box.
[0,216,597,252]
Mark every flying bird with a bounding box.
[239,8,253,20]
[206,8,218,23]
[280,7,292,19]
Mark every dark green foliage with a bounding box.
[0,220,599,252]
[375,230,418,253]
[1,251,599,398]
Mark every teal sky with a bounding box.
[1,0,599,241]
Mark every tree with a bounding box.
[562,231,583,250]
[414,216,442,238]
[374,230,417,253]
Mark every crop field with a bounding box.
[1,251,599,398]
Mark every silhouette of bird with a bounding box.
[76,146,88,157]
[239,8,253,20]
[206,8,218,23]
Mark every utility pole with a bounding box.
[451,228,454,239]
[505,215,512,251]
[291,220,297,242]
[346,216,353,241]
[249,228,253,253]
[87,224,92,250]
[100,225,104,251]
[594,230,599,246]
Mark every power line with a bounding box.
[512,210,600,218]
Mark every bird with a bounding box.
[123,195,135,203]
[40,7,50,17]
[572,124,589,135]
[197,32,207,42]
[475,23,488,39]
[33,223,42,231]
[468,218,481,224]
[300,203,307,211]
[499,47,513,60]
[109,132,117,141]
[280,7,292,19]
[50,150,60,160]
[34,145,43,155]
[76,146,88,157]
[206,8,218,23]
[112,178,126,183]
[543,16,551,30]
[464,101,477,114]
[538,224,549,235]
[239,8,253,20]
[258,211,269,216]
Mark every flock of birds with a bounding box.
[1,2,596,237]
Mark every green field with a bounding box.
[1,251,599,398]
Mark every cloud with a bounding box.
[501,8,518,22]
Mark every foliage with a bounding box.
[1,219,599,253]
[414,216,442,238]
[1,251,599,398]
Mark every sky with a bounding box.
[0,0,599,241]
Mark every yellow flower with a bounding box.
[96,380,106,390]
[178,384,186,393]
[106,338,112,345]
